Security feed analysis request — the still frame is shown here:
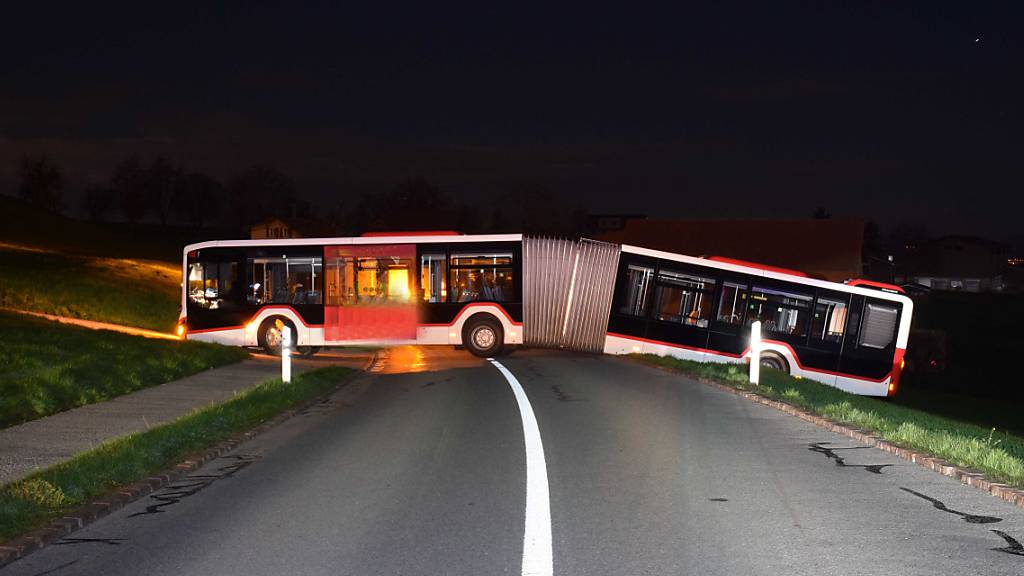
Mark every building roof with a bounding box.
[251,216,334,237]
[597,217,864,282]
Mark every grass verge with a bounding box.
[633,354,1024,489]
[0,365,353,542]
[0,247,180,332]
[0,311,249,428]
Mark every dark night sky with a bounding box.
[1,2,1021,237]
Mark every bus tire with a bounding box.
[258,316,297,356]
[298,346,321,357]
[759,352,789,373]
[462,315,504,358]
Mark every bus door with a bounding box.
[803,289,852,372]
[324,244,417,341]
[707,274,751,356]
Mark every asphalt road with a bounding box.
[3,347,1023,576]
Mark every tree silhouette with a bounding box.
[111,156,148,224]
[175,172,224,228]
[17,155,63,208]
[146,156,181,227]
[229,164,299,227]
[82,186,116,222]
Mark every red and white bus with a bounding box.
[179,232,912,396]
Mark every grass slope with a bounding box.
[0,311,248,429]
[0,366,352,542]
[0,247,180,331]
[634,354,1024,489]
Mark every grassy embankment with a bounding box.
[0,366,353,541]
[0,311,249,429]
[634,354,1024,489]
[0,247,181,332]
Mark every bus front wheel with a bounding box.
[258,316,297,356]
[463,315,504,358]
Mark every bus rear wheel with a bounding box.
[759,352,789,373]
[463,316,504,358]
[258,316,297,356]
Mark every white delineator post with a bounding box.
[749,320,761,385]
[282,325,292,383]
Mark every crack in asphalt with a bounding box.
[128,455,260,518]
[991,530,1024,557]
[53,537,125,546]
[550,384,572,402]
[807,442,893,474]
[899,487,1003,524]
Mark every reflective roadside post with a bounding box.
[749,320,761,385]
[282,325,292,383]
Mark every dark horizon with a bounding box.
[2,2,1022,238]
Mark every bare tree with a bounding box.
[82,186,116,222]
[146,156,181,227]
[175,172,224,228]
[111,156,147,224]
[17,155,63,208]
[229,164,298,227]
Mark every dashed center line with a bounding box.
[488,358,553,576]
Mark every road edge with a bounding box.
[0,351,377,568]
[626,357,1024,512]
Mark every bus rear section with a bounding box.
[602,244,912,397]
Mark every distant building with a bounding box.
[249,216,332,239]
[899,236,1007,293]
[597,217,864,282]
[586,213,647,233]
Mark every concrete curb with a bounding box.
[0,353,376,569]
[634,359,1024,512]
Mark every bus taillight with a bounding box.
[888,349,907,396]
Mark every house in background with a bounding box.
[250,216,332,240]
[899,236,1007,292]
[597,217,865,283]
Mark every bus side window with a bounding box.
[618,264,653,317]
[716,282,747,325]
[189,261,237,309]
[810,296,849,344]
[449,253,515,303]
[653,270,715,327]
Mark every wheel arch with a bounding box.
[246,307,310,347]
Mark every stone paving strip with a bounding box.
[0,351,373,486]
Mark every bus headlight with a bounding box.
[176,323,186,338]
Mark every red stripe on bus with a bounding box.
[184,305,325,335]
[844,279,906,294]
[607,332,899,384]
[417,302,523,327]
[187,303,518,334]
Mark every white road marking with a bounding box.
[488,358,553,576]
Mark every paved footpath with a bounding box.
[0,350,373,486]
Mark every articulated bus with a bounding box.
[180,232,912,396]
